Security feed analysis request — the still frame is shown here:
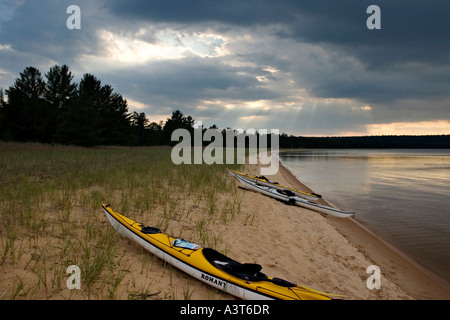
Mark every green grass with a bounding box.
[0,142,243,300]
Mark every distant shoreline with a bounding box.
[278,134,450,149]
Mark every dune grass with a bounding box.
[0,142,243,299]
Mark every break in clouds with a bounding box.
[1,0,450,136]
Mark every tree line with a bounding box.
[1,65,449,148]
[278,133,450,149]
[0,65,196,147]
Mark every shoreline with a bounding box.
[275,161,450,299]
[2,142,449,300]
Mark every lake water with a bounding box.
[278,149,450,284]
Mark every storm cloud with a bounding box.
[1,0,449,136]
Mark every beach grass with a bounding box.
[0,142,243,299]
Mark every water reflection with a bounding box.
[279,149,450,283]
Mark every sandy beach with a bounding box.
[2,145,449,301]
[121,159,450,300]
[68,161,450,300]
[224,161,450,300]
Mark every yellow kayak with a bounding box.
[102,204,342,300]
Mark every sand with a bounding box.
[129,160,450,300]
[2,153,449,300]
[224,161,450,300]
[80,161,450,300]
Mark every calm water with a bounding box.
[279,149,450,283]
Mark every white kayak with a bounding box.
[228,170,355,218]
[227,169,322,201]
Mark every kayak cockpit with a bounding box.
[202,248,268,282]
[140,225,162,234]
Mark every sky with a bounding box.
[1,0,449,136]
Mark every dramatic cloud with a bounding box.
[1,0,449,136]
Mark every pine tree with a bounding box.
[56,73,132,146]
[4,66,49,141]
[131,111,149,146]
[44,65,77,109]
[56,74,103,146]
[162,110,195,145]
[44,65,78,142]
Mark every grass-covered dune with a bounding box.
[0,142,243,299]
